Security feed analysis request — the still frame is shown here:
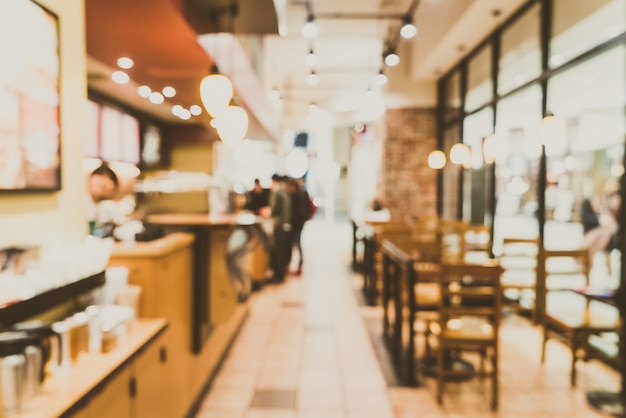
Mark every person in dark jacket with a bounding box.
[266,174,291,282]
[284,177,312,275]
[243,178,270,215]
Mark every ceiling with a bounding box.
[85,0,528,142]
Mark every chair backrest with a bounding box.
[438,260,504,331]
[439,220,466,262]
[543,248,591,290]
[462,223,492,262]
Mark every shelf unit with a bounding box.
[0,271,106,328]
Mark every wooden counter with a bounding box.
[145,213,266,352]
[15,319,167,418]
[108,231,249,417]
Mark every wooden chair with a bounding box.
[498,237,539,320]
[541,290,620,386]
[363,222,412,305]
[461,223,492,262]
[426,259,503,410]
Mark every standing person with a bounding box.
[265,174,291,282]
[284,177,312,275]
[243,178,270,215]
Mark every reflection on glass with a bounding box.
[492,84,542,252]
[546,45,625,264]
[442,123,461,219]
[443,71,461,121]
[464,107,494,169]
[551,0,625,68]
[497,3,541,95]
[465,44,493,112]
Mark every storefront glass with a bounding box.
[442,123,461,220]
[550,0,626,68]
[492,84,542,252]
[465,44,493,112]
[463,107,494,223]
[443,70,462,122]
[497,2,541,96]
[545,45,625,285]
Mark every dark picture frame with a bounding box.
[0,0,61,192]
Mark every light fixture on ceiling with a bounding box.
[302,14,318,39]
[137,85,152,98]
[375,68,388,85]
[149,91,164,104]
[117,57,134,69]
[200,69,233,117]
[162,86,176,98]
[112,70,130,84]
[190,105,203,116]
[427,150,446,170]
[384,49,400,67]
[400,16,417,39]
[212,105,249,147]
[306,70,319,86]
[305,48,317,67]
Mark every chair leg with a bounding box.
[490,347,498,410]
[436,345,444,404]
[540,327,547,363]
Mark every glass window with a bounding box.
[463,107,494,224]
[551,0,626,68]
[443,70,462,122]
[492,84,543,251]
[442,122,461,220]
[497,3,541,95]
[465,44,493,112]
[546,45,625,281]
[464,107,495,168]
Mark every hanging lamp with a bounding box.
[200,72,233,117]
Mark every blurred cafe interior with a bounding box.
[1,0,626,417]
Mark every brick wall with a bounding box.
[381,107,438,223]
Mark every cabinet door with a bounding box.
[131,335,171,418]
[87,367,132,418]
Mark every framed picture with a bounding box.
[0,0,61,192]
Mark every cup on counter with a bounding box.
[99,267,129,305]
[115,285,142,324]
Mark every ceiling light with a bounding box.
[375,69,388,85]
[190,105,202,116]
[117,57,134,69]
[213,105,249,147]
[450,143,471,166]
[200,73,233,117]
[306,71,319,86]
[305,48,317,67]
[162,86,176,98]
[427,150,446,169]
[179,109,191,120]
[400,18,417,39]
[308,103,318,113]
[149,92,164,104]
[172,104,184,116]
[302,14,318,39]
[112,70,130,84]
[268,87,280,101]
[137,85,152,98]
[384,51,400,67]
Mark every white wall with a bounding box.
[0,0,87,247]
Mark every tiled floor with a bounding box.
[195,219,619,418]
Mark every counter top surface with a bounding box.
[111,231,195,258]
[15,318,168,418]
[146,213,264,227]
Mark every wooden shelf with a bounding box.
[0,271,106,328]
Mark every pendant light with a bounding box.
[200,73,233,117]
[213,105,249,147]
